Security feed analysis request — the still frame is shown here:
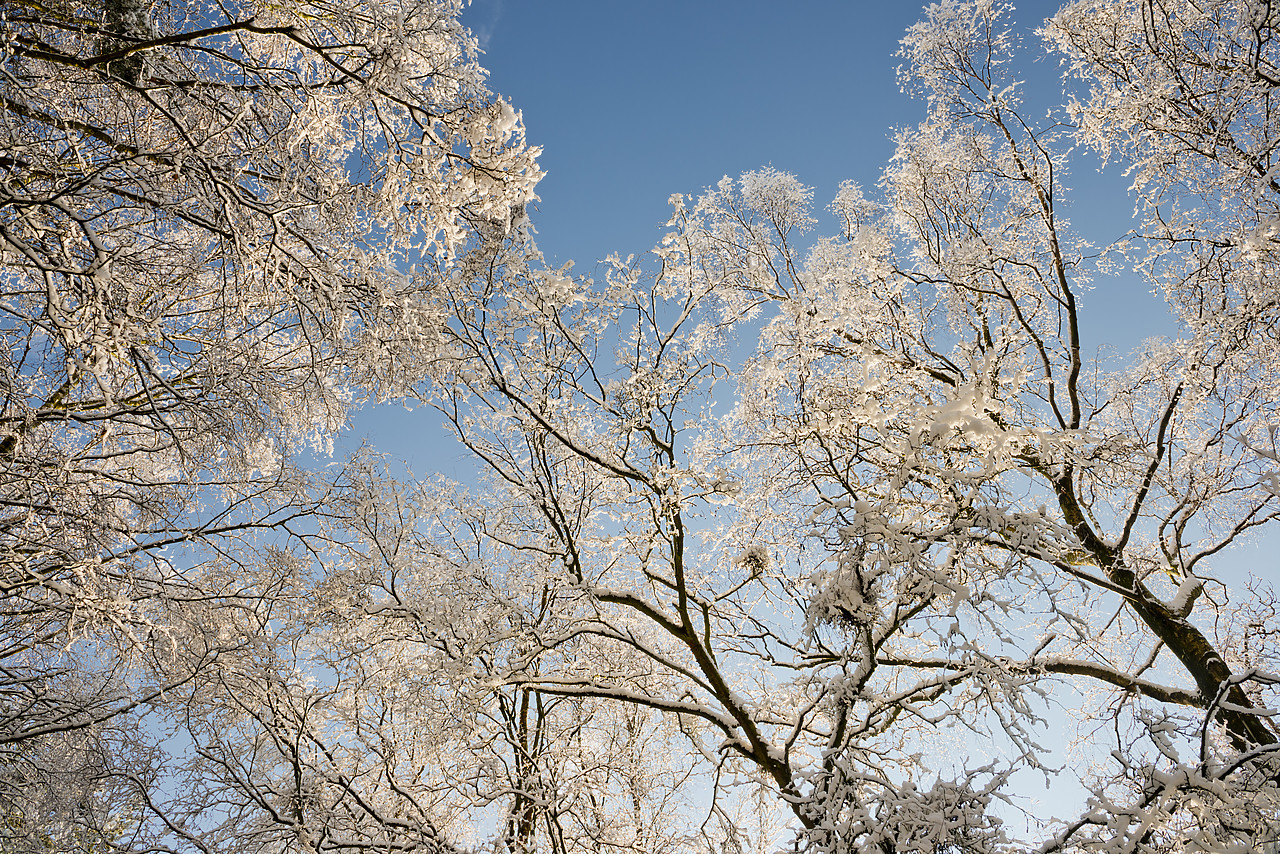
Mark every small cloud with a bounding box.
[470,0,505,51]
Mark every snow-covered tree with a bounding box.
[365,1,1279,851]
[10,0,1280,851]
[0,0,537,848]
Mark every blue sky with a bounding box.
[463,1,1070,269]
[463,1,930,270]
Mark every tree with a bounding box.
[147,452,712,854]
[376,1,1278,851]
[11,0,1280,852]
[0,0,538,849]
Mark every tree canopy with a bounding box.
[3,0,1280,853]
[0,0,536,849]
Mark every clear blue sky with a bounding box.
[463,1,1072,269]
